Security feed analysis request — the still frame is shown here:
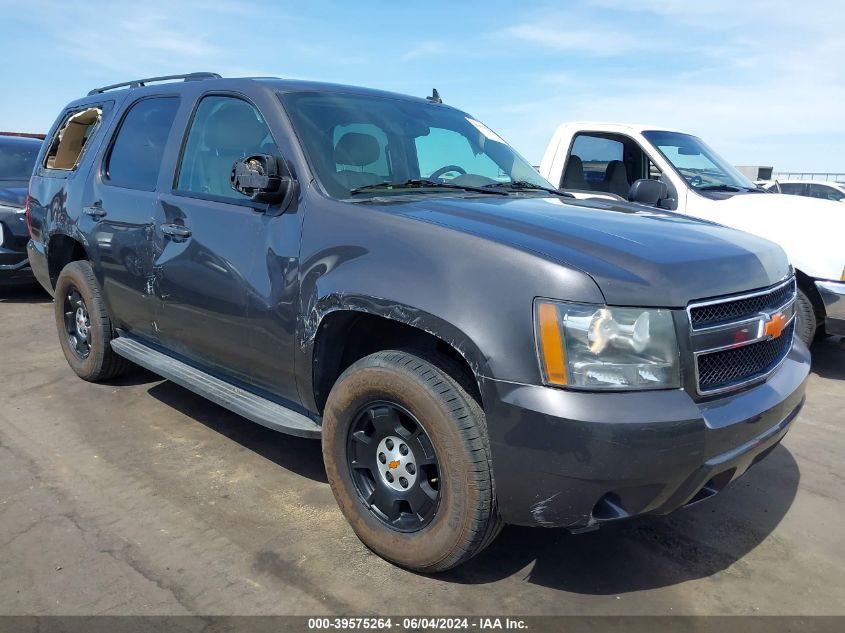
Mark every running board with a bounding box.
[111,337,321,439]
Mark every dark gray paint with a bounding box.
[27,77,809,528]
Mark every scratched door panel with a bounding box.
[88,184,160,342]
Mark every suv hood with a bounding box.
[391,194,790,307]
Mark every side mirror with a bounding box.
[628,179,669,206]
[231,154,292,204]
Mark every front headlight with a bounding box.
[535,300,681,390]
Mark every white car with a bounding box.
[539,122,845,345]
[760,179,845,202]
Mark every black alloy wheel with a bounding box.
[347,401,441,532]
[63,286,91,359]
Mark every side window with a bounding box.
[333,123,390,179]
[808,183,845,201]
[779,183,805,196]
[570,135,623,183]
[105,97,180,191]
[567,134,628,196]
[44,107,103,170]
[177,96,277,200]
[415,127,505,181]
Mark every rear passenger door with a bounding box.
[88,96,180,342]
[153,94,275,384]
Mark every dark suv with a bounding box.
[27,73,809,571]
[0,133,42,284]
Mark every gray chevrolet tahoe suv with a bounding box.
[26,73,810,571]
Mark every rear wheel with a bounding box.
[322,350,501,572]
[54,260,129,381]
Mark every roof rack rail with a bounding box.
[87,72,222,96]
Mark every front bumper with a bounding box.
[482,340,810,528]
[815,280,845,336]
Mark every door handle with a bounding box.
[160,223,192,241]
[83,205,107,219]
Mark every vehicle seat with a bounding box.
[561,154,589,190]
[197,102,268,197]
[333,132,383,190]
[602,160,630,197]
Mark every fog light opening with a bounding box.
[592,492,630,521]
[687,468,736,506]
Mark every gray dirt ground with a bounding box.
[1,285,843,615]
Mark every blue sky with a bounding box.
[1,0,843,171]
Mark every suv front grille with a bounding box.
[688,278,796,395]
[690,280,795,329]
[697,321,795,392]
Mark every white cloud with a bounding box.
[501,22,652,56]
[401,41,450,61]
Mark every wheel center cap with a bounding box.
[75,307,89,339]
[376,435,417,492]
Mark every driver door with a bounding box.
[152,94,277,384]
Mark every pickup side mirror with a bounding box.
[231,154,292,205]
[628,179,669,206]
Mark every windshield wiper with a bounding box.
[698,184,743,192]
[349,179,508,196]
[482,181,574,197]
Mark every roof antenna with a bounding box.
[426,88,442,104]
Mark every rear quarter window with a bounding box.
[43,106,105,171]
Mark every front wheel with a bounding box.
[794,287,819,346]
[322,350,501,572]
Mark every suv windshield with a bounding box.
[0,137,41,182]
[279,91,552,199]
[643,130,758,192]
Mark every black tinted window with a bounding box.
[808,183,845,201]
[177,96,276,200]
[779,183,805,195]
[106,97,179,191]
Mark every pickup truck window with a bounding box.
[105,97,180,191]
[176,95,277,200]
[280,91,548,199]
[567,134,628,196]
[643,130,757,192]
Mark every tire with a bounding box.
[322,350,501,572]
[795,287,819,346]
[54,260,130,382]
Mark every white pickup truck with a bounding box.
[539,122,845,345]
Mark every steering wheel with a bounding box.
[688,175,704,187]
[430,165,467,181]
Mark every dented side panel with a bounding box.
[291,188,605,414]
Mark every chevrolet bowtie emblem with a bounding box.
[764,312,787,339]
